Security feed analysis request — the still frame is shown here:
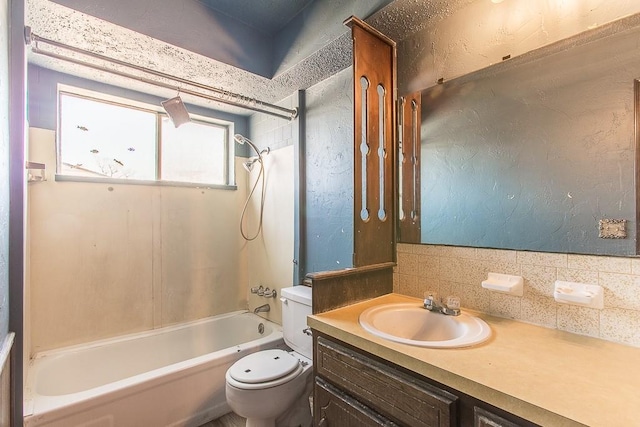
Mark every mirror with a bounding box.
[401,17,640,256]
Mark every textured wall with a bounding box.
[419,21,638,255]
[395,1,640,255]
[398,0,640,95]
[49,0,275,78]
[303,67,354,274]
[273,0,392,76]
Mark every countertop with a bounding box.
[307,293,640,427]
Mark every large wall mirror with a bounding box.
[400,16,640,256]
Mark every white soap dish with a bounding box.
[553,281,604,309]
[481,272,524,296]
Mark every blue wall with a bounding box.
[303,68,354,274]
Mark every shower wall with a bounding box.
[26,67,254,354]
[27,128,251,354]
[245,94,298,324]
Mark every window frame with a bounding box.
[55,86,237,190]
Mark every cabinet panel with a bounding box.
[315,377,398,427]
[316,336,457,427]
[474,407,524,427]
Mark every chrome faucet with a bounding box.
[423,293,461,316]
[253,303,270,314]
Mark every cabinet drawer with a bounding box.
[315,377,399,426]
[316,336,457,427]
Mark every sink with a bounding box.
[358,303,491,348]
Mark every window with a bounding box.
[58,90,232,187]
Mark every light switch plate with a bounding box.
[599,219,627,239]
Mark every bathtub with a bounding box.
[24,311,284,427]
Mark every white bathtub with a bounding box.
[24,311,284,427]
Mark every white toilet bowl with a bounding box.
[225,286,314,427]
[225,348,313,427]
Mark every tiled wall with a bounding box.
[394,244,640,348]
[249,93,297,152]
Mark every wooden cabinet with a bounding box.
[313,332,538,427]
[315,335,456,427]
[474,407,522,427]
[315,377,399,426]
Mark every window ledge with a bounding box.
[54,174,237,190]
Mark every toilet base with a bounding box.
[245,417,276,427]
[243,399,311,427]
[244,376,312,427]
[275,392,312,427]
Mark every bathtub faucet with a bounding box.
[253,304,270,314]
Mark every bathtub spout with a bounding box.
[253,304,270,314]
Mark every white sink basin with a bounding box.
[359,303,491,348]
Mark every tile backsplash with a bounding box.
[394,244,640,347]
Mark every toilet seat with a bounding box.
[226,349,303,390]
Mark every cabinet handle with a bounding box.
[318,416,327,426]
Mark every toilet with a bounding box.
[225,286,313,427]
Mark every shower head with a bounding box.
[243,157,259,172]
[234,134,270,167]
[234,134,250,145]
[161,95,190,128]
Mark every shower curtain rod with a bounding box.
[25,28,299,121]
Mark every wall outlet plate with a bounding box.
[599,219,626,239]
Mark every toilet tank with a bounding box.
[280,286,312,360]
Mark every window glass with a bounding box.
[59,93,157,180]
[160,117,227,184]
[58,90,232,186]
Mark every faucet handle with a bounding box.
[423,291,438,310]
[423,291,438,300]
[263,287,277,298]
[445,296,461,310]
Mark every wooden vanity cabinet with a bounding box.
[313,332,539,427]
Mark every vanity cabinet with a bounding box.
[313,332,538,427]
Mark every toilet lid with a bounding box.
[228,349,300,384]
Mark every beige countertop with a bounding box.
[307,293,640,427]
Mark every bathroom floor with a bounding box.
[199,412,245,427]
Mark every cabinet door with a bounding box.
[315,377,399,427]
[316,336,457,427]
[474,406,524,427]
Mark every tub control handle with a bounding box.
[251,285,264,295]
[302,327,312,336]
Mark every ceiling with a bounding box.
[196,0,315,36]
[26,0,476,116]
